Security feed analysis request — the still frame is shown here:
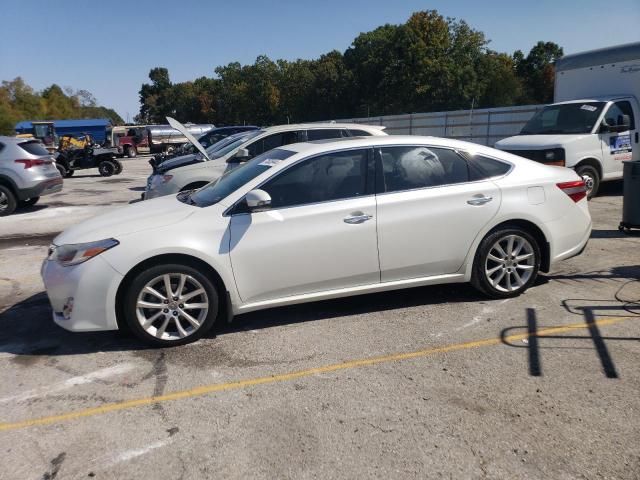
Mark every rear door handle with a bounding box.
[344,213,373,224]
[467,195,493,206]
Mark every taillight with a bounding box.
[557,180,587,203]
[15,159,52,169]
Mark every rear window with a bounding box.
[307,129,343,141]
[19,141,49,156]
[348,129,373,137]
[470,155,512,179]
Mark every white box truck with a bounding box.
[495,42,640,198]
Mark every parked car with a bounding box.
[144,122,387,199]
[149,126,261,167]
[42,135,591,346]
[0,136,63,216]
[495,41,640,198]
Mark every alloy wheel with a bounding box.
[484,234,535,292]
[135,273,209,341]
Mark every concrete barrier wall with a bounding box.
[328,104,546,146]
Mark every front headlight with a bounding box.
[48,238,119,267]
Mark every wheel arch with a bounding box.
[0,174,18,195]
[484,219,551,273]
[574,157,602,180]
[114,253,231,331]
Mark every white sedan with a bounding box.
[42,136,591,346]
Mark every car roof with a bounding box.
[260,123,386,133]
[278,135,495,158]
[0,136,38,144]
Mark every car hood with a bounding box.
[54,195,196,245]
[495,134,592,150]
[157,153,202,173]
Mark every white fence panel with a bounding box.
[329,104,545,146]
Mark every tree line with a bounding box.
[136,10,563,126]
[0,78,124,135]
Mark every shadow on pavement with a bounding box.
[0,283,488,357]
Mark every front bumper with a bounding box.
[145,174,174,200]
[41,255,123,332]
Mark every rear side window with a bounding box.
[19,141,49,156]
[307,129,343,141]
[469,155,511,179]
[378,146,470,193]
[261,148,369,208]
[348,129,373,137]
[247,131,300,158]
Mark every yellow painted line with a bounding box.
[0,315,634,432]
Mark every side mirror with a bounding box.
[602,114,631,133]
[618,114,631,131]
[245,189,271,212]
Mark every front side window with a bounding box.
[521,102,605,135]
[379,146,471,193]
[261,149,370,209]
[190,148,296,207]
[603,101,636,130]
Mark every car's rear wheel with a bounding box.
[126,146,137,158]
[98,160,116,177]
[0,185,17,217]
[113,159,123,174]
[471,227,541,298]
[124,264,219,347]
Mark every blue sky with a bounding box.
[1,0,638,121]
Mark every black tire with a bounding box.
[113,159,123,175]
[575,164,600,200]
[98,160,116,177]
[18,197,40,208]
[0,185,17,217]
[126,146,137,158]
[56,163,69,177]
[471,227,541,299]
[123,263,219,347]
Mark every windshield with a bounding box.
[206,130,262,159]
[189,148,296,207]
[520,102,605,135]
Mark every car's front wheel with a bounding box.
[124,264,219,347]
[471,227,541,298]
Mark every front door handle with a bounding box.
[467,195,493,206]
[344,212,373,224]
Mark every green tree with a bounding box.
[514,41,564,103]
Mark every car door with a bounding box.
[228,148,379,303]
[598,100,638,176]
[375,145,501,282]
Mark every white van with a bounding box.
[495,42,640,197]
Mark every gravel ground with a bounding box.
[0,165,638,480]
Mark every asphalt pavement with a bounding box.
[0,160,638,479]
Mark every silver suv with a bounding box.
[0,136,63,216]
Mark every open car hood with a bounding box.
[167,116,211,161]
